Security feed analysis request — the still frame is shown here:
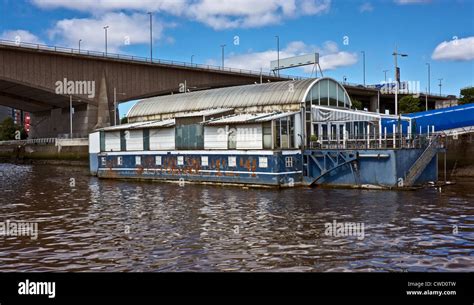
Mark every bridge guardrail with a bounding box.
[0,39,305,81]
[0,138,57,146]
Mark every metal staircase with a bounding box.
[404,134,441,186]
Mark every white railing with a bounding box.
[309,133,441,150]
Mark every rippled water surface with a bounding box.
[0,163,473,272]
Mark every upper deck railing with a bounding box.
[309,133,444,150]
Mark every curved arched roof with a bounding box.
[127,77,349,120]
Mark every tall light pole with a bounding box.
[393,46,408,115]
[113,88,126,126]
[438,78,443,95]
[361,51,366,86]
[383,69,388,82]
[426,63,431,95]
[425,87,428,111]
[78,39,82,53]
[220,44,226,68]
[148,12,153,62]
[69,95,73,138]
[275,35,280,77]
[103,25,109,55]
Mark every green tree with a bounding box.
[0,117,27,141]
[459,87,474,105]
[351,98,363,110]
[120,117,128,124]
[399,96,421,114]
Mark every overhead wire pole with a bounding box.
[438,78,443,95]
[361,51,365,86]
[383,69,388,82]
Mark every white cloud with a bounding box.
[47,12,169,52]
[31,0,188,14]
[208,40,357,73]
[431,37,474,61]
[0,30,45,44]
[359,2,374,13]
[32,0,331,30]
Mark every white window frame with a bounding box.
[155,156,162,166]
[285,156,293,167]
[201,156,208,167]
[101,157,106,166]
[177,156,184,166]
[258,156,268,168]
[228,156,236,167]
[135,156,141,166]
[117,156,123,165]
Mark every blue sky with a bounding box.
[1,0,473,117]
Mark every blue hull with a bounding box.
[95,149,438,188]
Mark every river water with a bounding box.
[0,163,473,272]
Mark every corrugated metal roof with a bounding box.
[138,119,176,128]
[253,111,299,122]
[99,119,175,131]
[175,108,233,118]
[204,111,298,125]
[205,113,271,125]
[127,78,319,119]
[97,121,150,131]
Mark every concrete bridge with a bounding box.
[0,40,292,138]
[0,39,451,138]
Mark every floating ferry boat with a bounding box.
[89,77,440,188]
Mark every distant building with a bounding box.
[436,96,458,109]
[0,105,11,122]
[0,106,30,132]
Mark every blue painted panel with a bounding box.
[381,103,474,135]
[97,152,302,187]
[305,149,438,187]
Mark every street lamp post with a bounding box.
[103,26,109,55]
[78,39,82,53]
[220,44,226,68]
[383,70,388,82]
[425,63,431,111]
[361,51,366,86]
[438,78,443,95]
[426,63,430,94]
[393,46,408,115]
[113,88,126,126]
[69,95,73,138]
[148,12,153,62]
[275,35,280,77]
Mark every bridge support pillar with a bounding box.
[94,74,111,129]
[370,95,378,112]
